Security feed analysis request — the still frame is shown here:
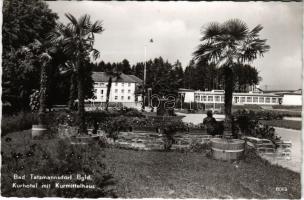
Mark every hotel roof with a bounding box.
[92,72,143,84]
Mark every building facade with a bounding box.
[90,72,142,108]
[178,89,302,106]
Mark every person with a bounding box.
[203,110,217,136]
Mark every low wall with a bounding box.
[107,130,215,151]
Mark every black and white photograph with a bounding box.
[1,0,302,198]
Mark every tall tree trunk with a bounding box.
[77,59,86,134]
[38,63,48,125]
[68,73,77,110]
[224,65,233,122]
[105,77,112,111]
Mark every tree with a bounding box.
[193,19,270,122]
[2,0,58,113]
[38,52,52,124]
[3,0,58,51]
[49,13,104,134]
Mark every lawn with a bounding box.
[261,120,301,130]
[1,130,301,199]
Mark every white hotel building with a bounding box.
[179,89,302,106]
[90,72,143,108]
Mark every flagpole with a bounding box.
[142,45,147,111]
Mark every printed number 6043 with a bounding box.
[276,187,287,192]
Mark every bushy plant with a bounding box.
[29,90,40,112]
[1,138,116,198]
[157,119,187,151]
[190,142,211,153]
[233,109,284,120]
[98,116,133,140]
[233,110,281,142]
[1,112,38,136]
[118,107,144,118]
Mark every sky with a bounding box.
[47,1,302,90]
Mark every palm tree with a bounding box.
[49,13,104,134]
[38,52,52,124]
[59,60,77,110]
[193,19,270,123]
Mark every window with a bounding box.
[234,97,239,103]
[128,96,131,100]
[94,89,97,93]
[272,98,277,103]
[121,89,124,93]
[246,97,252,102]
[259,97,264,103]
[101,95,104,99]
[128,89,131,93]
[220,96,224,102]
[215,96,220,102]
[100,90,104,94]
[115,96,118,100]
[265,97,270,103]
[208,96,213,102]
[121,96,124,100]
[115,89,118,93]
[203,96,207,102]
[253,97,258,103]
[241,97,245,103]
[128,83,131,87]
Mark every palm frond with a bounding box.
[193,41,223,65]
[91,48,100,60]
[79,14,91,28]
[249,24,263,38]
[222,19,248,41]
[91,20,104,33]
[201,22,221,41]
[65,13,78,27]
[239,38,270,62]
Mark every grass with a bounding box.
[261,120,301,130]
[272,105,302,111]
[2,130,301,199]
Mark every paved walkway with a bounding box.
[261,127,301,173]
[176,113,225,124]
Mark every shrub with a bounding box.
[101,116,131,141]
[157,118,187,151]
[233,110,281,143]
[1,139,116,198]
[190,142,211,153]
[118,107,144,118]
[1,112,38,136]
[29,90,40,112]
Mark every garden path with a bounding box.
[262,127,301,173]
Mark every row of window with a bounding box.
[95,82,132,87]
[114,89,132,94]
[94,89,132,94]
[114,96,131,100]
[97,95,131,100]
[195,95,281,104]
